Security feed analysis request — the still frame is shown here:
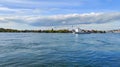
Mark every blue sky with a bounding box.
[0,0,120,30]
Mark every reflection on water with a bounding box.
[0,33,120,67]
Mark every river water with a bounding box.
[0,33,120,67]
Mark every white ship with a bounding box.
[73,28,90,34]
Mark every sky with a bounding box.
[0,0,120,30]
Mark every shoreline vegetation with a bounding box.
[0,28,107,33]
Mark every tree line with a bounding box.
[0,28,106,33]
[0,28,72,33]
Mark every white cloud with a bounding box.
[24,12,120,26]
[0,12,120,30]
[0,6,43,15]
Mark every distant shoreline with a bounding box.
[1,28,120,33]
[0,28,108,33]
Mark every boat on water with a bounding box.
[73,28,91,34]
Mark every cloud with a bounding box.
[25,12,120,26]
[0,12,120,27]
[0,0,119,30]
[0,12,120,30]
[0,6,43,15]
[0,0,119,16]
[0,0,83,9]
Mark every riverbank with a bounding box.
[0,28,107,33]
[0,28,106,33]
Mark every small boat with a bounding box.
[73,28,91,34]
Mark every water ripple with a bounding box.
[0,33,120,67]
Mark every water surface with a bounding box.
[0,33,120,67]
